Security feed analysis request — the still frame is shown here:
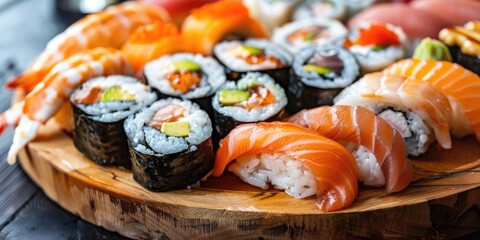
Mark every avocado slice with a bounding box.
[302,64,333,75]
[161,121,190,137]
[219,89,250,105]
[304,32,316,43]
[171,59,201,72]
[229,45,264,57]
[100,86,135,102]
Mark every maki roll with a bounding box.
[343,22,407,73]
[144,53,226,115]
[292,0,347,22]
[439,21,480,75]
[272,18,348,53]
[213,39,292,89]
[70,76,157,168]
[287,45,359,114]
[124,98,214,191]
[212,72,287,139]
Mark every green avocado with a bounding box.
[161,121,190,137]
[302,64,333,75]
[241,45,264,55]
[171,59,201,72]
[100,86,135,102]
[219,89,250,105]
[372,45,388,51]
[413,38,452,61]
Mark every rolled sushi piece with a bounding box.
[70,75,157,168]
[288,105,413,193]
[334,73,453,156]
[272,18,348,53]
[144,53,226,115]
[212,72,287,139]
[213,122,359,212]
[292,0,347,22]
[287,45,360,114]
[343,22,407,73]
[439,21,480,75]
[124,98,214,191]
[243,0,302,33]
[213,38,293,89]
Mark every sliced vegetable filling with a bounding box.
[227,45,284,67]
[71,85,135,104]
[219,84,276,110]
[148,104,190,137]
[303,51,344,76]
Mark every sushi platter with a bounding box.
[16,115,480,239]
[3,0,480,238]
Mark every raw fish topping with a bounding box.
[439,21,480,57]
[148,104,186,131]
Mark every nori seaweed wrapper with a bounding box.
[449,46,480,75]
[129,138,214,191]
[286,70,342,114]
[72,104,131,169]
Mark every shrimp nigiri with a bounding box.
[213,122,359,212]
[384,59,480,140]
[334,73,453,156]
[181,0,268,55]
[7,2,168,92]
[288,105,413,193]
[1,48,133,164]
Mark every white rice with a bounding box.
[292,45,359,89]
[272,18,348,53]
[377,108,432,156]
[352,145,385,187]
[213,39,292,72]
[144,53,226,99]
[73,75,157,123]
[124,98,212,155]
[228,153,317,199]
[292,0,346,22]
[212,73,287,122]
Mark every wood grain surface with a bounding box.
[17,117,480,239]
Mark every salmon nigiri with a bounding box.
[334,73,453,156]
[213,122,359,212]
[288,105,413,193]
[384,59,480,141]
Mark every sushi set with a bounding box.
[3,0,480,238]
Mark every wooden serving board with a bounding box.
[18,119,480,239]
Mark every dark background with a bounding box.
[0,0,127,239]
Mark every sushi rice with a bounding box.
[212,72,287,122]
[213,39,292,72]
[124,98,212,155]
[74,75,157,122]
[272,18,348,53]
[144,53,226,99]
